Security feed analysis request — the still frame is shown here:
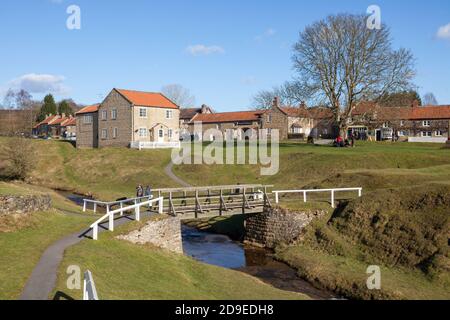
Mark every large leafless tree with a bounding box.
[161,84,196,108]
[292,14,416,135]
[422,92,438,106]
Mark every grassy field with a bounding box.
[1,138,449,300]
[52,217,308,300]
[0,137,178,201]
[0,182,96,300]
[173,141,450,191]
[276,185,450,300]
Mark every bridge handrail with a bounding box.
[82,195,154,213]
[89,196,164,240]
[273,187,362,208]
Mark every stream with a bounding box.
[60,191,337,300]
[182,225,336,300]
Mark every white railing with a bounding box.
[89,197,164,240]
[83,195,154,214]
[273,188,362,208]
[408,137,447,143]
[130,141,181,150]
[83,270,99,300]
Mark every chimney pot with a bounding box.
[273,97,280,109]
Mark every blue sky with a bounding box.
[0,0,449,111]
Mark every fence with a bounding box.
[273,187,362,208]
[82,195,154,214]
[130,141,181,150]
[89,197,164,240]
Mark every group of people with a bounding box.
[136,185,152,198]
[334,134,355,148]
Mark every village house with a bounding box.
[189,110,265,141]
[33,114,77,139]
[180,105,213,136]
[351,101,450,142]
[75,89,181,149]
[262,97,314,140]
[75,104,100,148]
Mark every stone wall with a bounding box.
[0,194,52,215]
[244,206,327,249]
[117,216,183,254]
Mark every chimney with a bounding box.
[201,104,209,114]
[412,100,419,108]
[273,97,280,109]
[299,101,306,109]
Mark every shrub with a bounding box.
[0,137,35,181]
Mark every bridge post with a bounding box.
[83,200,87,212]
[136,205,140,221]
[303,191,307,203]
[108,206,114,232]
[331,190,335,208]
[219,189,223,216]
[158,198,164,214]
[275,192,279,204]
[93,203,97,213]
[92,224,98,240]
[242,187,246,214]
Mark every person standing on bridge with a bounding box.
[136,185,144,198]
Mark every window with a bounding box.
[421,131,432,137]
[400,120,405,126]
[113,128,118,139]
[83,115,92,124]
[101,129,108,139]
[267,114,272,123]
[101,110,107,121]
[139,128,148,137]
[382,122,390,128]
[423,120,431,127]
[139,108,147,118]
[168,129,173,139]
[111,109,117,120]
[435,130,443,137]
[159,129,164,138]
[267,128,272,135]
[166,110,173,119]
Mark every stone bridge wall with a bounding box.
[0,194,52,216]
[244,206,327,249]
[117,216,183,254]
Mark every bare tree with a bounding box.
[292,14,416,136]
[0,137,35,180]
[253,82,304,109]
[161,84,196,108]
[422,92,438,106]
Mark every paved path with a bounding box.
[164,161,193,188]
[20,211,155,300]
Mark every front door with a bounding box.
[158,129,164,143]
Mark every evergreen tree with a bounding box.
[58,100,74,116]
[37,94,57,122]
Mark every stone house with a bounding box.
[189,110,264,141]
[180,105,213,136]
[33,114,77,139]
[96,89,180,148]
[351,101,450,141]
[307,107,338,139]
[75,104,100,148]
[262,97,314,140]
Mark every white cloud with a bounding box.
[255,28,276,42]
[7,73,69,95]
[186,45,225,56]
[437,23,450,39]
